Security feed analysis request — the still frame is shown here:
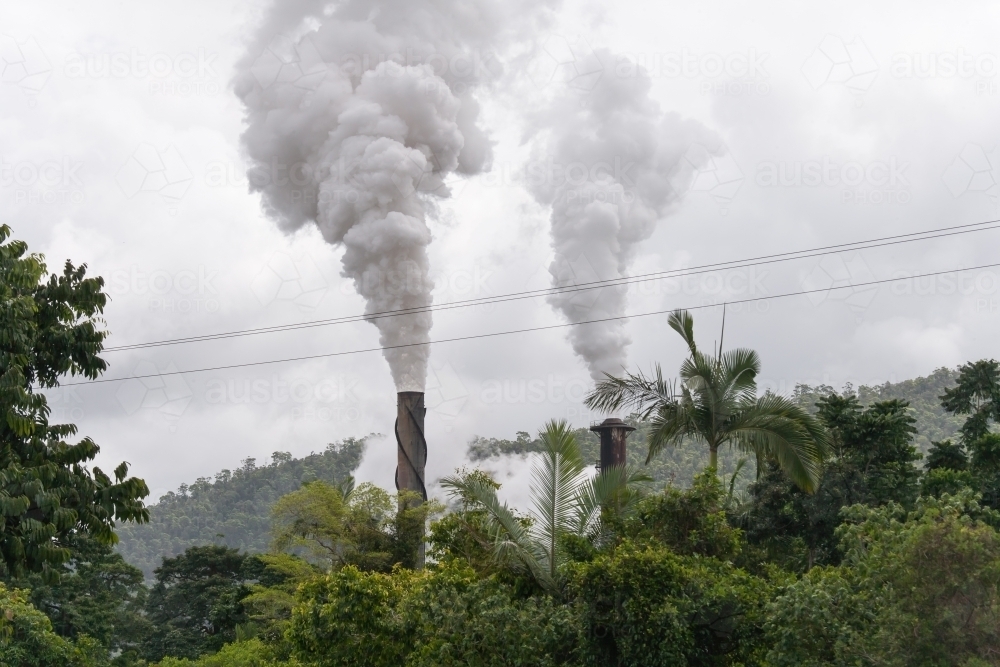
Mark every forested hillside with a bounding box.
[116,438,367,577]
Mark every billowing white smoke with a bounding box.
[528,50,721,380]
[235,0,551,391]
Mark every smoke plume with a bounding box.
[528,50,721,380]
[236,0,550,391]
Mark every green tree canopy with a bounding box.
[941,359,1000,444]
[270,478,434,573]
[141,546,254,662]
[766,491,1000,666]
[741,393,922,569]
[5,535,149,661]
[0,225,148,581]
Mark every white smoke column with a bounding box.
[235,0,552,390]
[528,50,722,381]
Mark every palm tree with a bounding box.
[440,420,648,593]
[585,310,830,493]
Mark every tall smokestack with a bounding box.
[590,418,635,471]
[395,391,427,567]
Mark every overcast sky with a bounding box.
[4,0,1000,503]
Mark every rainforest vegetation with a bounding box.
[3,226,1000,666]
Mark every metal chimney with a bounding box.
[590,418,635,471]
[395,391,427,567]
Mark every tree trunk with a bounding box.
[709,445,719,471]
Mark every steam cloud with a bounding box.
[528,51,721,380]
[236,0,551,391]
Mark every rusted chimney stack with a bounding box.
[395,391,427,567]
[590,418,635,471]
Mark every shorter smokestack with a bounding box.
[395,391,427,568]
[590,418,635,471]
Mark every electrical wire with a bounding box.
[61,259,1000,387]
[102,217,1000,353]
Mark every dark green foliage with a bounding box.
[117,439,366,578]
[0,225,148,581]
[141,545,257,662]
[971,432,1000,473]
[427,469,507,574]
[818,395,922,506]
[741,394,922,569]
[287,562,580,667]
[0,583,86,666]
[569,541,770,667]
[617,472,741,560]
[5,536,148,661]
[404,563,580,667]
[766,493,1000,666]
[239,553,320,655]
[941,359,1000,444]
[925,439,968,470]
[795,366,964,452]
[939,362,1000,510]
[288,565,413,667]
[920,467,976,498]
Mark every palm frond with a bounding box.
[439,473,554,591]
[727,394,830,493]
[573,464,651,543]
[646,400,699,462]
[584,365,675,418]
[530,420,587,581]
[718,347,760,402]
[668,309,698,356]
[337,474,356,501]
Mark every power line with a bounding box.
[103,217,1000,353]
[61,259,1000,387]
